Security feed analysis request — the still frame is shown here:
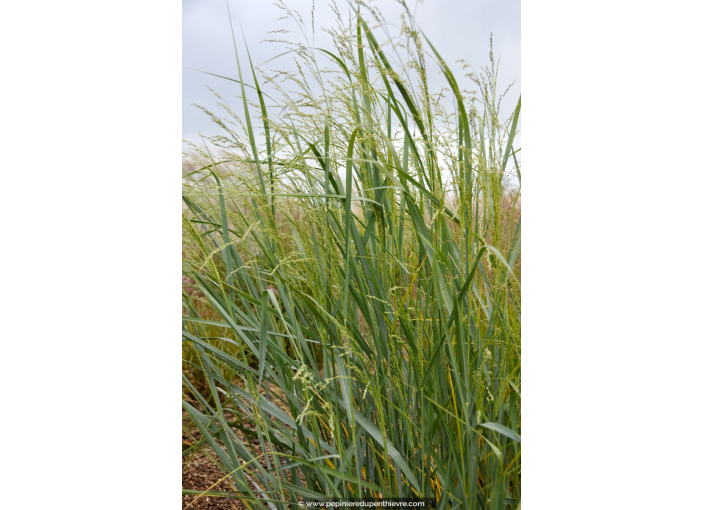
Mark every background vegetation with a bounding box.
[182,1,521,507]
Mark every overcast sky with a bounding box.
[182,0,520,145]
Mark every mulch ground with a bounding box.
[183,410,267,510]
[182,381,303,509]
[182,449,243,510]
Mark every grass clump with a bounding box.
[182,1,520,507]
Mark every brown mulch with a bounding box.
[182,447,244,510]
[183,410,263,510]
[182,381,302,509]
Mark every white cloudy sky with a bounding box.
[182,0,520,144]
